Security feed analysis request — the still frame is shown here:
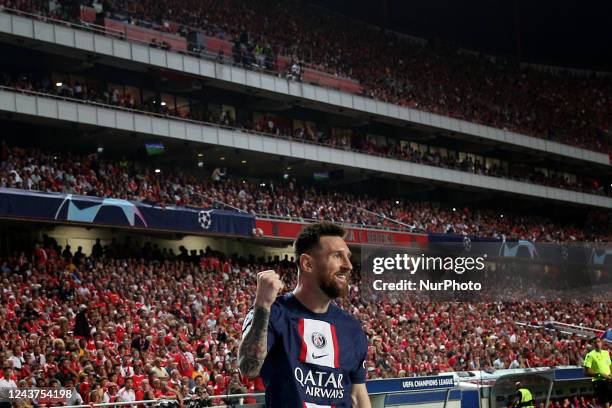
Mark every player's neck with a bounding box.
[293,284,331,314]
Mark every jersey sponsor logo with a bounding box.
[295,367,344,400]
[298,319,339,369]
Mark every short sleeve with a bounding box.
[242,303,281,353]
[349,329,368,384]
[583,353,593,369]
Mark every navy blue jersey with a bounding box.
[242,293,368,408]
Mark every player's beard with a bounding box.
[318,269,350,299]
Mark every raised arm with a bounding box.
[238,270,284,378]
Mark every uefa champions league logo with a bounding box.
[561,246,568,261]
[311,332,327,349]
[55,195,148,226]
[198,210,213,230]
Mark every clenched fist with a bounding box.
[255,270,284,310]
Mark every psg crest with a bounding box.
[311,332,327,349]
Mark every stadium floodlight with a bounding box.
[197,161,204,168]
[395,200,400,204]
[55,82,62,87]
[161,101,167,106]
[283,173,289,179]
[198,153,204,157]
[220,157,225,160]
[260,183,266,187]
[154,169,161,173]
[241,160,247,164]
[97,147,104,153]
[500,214,504,218]
[453,207,456,211]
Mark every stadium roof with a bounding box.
[311,0,612,72]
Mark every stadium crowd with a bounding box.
[0,0,610,153]
[0,72,608,197]
[0,2,610,407]
[536,397,598,408]
[0,239,609,406]
[0,142,610,242]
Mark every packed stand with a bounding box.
[0,240,265,406]
[533,396,598,408]
[0,239,610,406]
[0,71,608,197]
[0,142,610,242]
[1,0,611,152]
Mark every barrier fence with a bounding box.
[59,392,266,408]
[0,367,596,407]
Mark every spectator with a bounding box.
[117,377,136,403]
[74,305,90,339]
[226,369,247,405]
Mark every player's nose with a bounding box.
[341,254,353,271]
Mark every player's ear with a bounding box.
[299,253,313,274]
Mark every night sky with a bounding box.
[310,0,612,71]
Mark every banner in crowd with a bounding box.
[366,375,455,394]
[0,188,255,237]
[256,219,428,246]
[428,232,501,243]
[428,232,612,266]
[256,220,612,267]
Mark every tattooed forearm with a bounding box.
[238,306,270,377]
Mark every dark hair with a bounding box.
[591,336,601,343]
[294,222,346,268]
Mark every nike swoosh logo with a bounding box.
[312,353,329,359]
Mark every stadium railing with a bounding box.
[15,368,599,408]
[255,213,421,233]
[0,6,124,40]
[0,84,344,151]
[59,392,266,408]
[0,7,266,71]
[516,321,606,339]
[0,6,359,94]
